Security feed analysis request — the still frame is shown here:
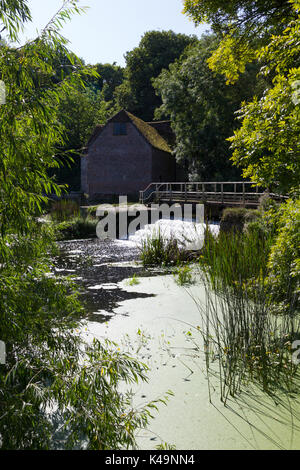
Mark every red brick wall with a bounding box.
[81,121,178,199]
[82,122,153,197]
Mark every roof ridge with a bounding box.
[126,111,171,154]
[147,120,171,124]
[86,110,172,154]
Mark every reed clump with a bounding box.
[139,229,190,267]
[55,216,98,240]
[50,199,80,222]
[198,227,300,403]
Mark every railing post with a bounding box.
[221,183,224,203]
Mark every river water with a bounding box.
[52,222,300,450]
[53,238,159,322]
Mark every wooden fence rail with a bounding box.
[139,182,286,207]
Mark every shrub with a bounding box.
[220,207,260,234]
[50,199,80,222]
[127,274,140,286]
[0,227,162,450]
[174,264,194,286]
[55,216,98,240]
[267,199,300,312]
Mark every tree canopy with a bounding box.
[114,30,198,121]
[0,0,156,450]
[153,34,263,180]
[183,0,300,193]
[229,7,300,193]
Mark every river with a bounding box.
[52,223,300,450]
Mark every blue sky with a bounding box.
[21,0,209,66]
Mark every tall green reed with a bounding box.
[139,228,185,267]
[198,229,300,404]
[50,199,80,222]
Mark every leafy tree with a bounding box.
[0,0,160,450]
[54,87,111,190]
[153,34,263,180]
[53,62,123,191]
[267,199,300,312]
[114,30,198,121]
[228,3,300,193]
[91,62,125,101]
[183,0,296,84]
[182,0,300,192]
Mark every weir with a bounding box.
[92,202,205,240]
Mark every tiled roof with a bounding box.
[126,111,172,154]
[147,120,175,147]
[86,110,172,154]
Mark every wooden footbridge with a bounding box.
[139,182,286,207]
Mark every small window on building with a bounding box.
[113,122,127,135]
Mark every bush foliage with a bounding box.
[220,207,260,233]
[267,199,300,312]
[0,1,162,450]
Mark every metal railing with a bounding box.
[139,181,285,206]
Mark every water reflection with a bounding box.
[52,238,157,322]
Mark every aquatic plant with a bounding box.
[197,228,300,403]
[174,264,194,286]
[50,199,80,222]
[139,229,189,267]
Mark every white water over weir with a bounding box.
[127,218,220,251]
[95,198,220,248]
